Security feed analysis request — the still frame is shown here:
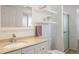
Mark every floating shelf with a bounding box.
[37,8,57,15]
[36,21,56,24]
[43,8,57,14]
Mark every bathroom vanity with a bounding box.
[7,41,48,54]
[0,37,49,54]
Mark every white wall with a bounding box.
[0,6,1,28]
[55,5,64,51]
[63,5,78,50]
[77,11,79,39]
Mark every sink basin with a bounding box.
[3,42,26,48]
[17,40,28,42]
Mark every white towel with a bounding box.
[48,50,65,54]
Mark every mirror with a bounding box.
[1,5,32,27]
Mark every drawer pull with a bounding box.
[42,48,45,50]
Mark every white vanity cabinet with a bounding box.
[7,49,22,54]
[21,41,49,54]
[22,46,35,54]
[6,41,49,54]
[35,42,49,54]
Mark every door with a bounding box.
[63,14,69,51]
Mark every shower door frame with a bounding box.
[63,12,70,51]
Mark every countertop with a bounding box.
[0,37,47,54]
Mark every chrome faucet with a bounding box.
[10,34,16,42]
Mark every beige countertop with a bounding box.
[0,37,47,54]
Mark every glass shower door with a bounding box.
[63,14,69,51]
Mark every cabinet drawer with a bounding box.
[22,46,35,54]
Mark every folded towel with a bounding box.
[35,26,42,36]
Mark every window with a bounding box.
[22,15,32,27]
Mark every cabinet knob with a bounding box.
[42,48,45,50]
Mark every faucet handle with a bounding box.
[12,34,16,38]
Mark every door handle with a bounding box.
[64,32,67,33]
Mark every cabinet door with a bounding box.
[42,24,50,38]
[7,49,21,54]
[35,42,49,54]
[22,46,35,54]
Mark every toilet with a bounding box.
[48,50,65,54]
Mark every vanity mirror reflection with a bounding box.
[1,5,32,28]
